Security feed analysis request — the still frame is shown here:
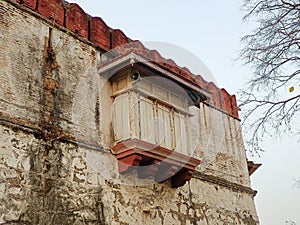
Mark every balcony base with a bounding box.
[112,139,201,188]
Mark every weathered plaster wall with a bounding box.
[189,105,250,187]
[0,125,258,225]
[0,0,113,148]
[0,0,47,123]
[0,124,110,224]
[0,0,259,224]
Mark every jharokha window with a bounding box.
[102,52,206,187]
[112,71,190,154]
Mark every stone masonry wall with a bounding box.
[0,0,259,224]
[0,125,258,225]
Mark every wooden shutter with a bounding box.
[113,93,130,142]
[139,97,156,145]
[173,112,188,154]
[157,103,172,149]
[179,113,188,154]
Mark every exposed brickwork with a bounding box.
[194,75,208,89]
[181,67,194,82]
[16,0,37,10]
[231,95,240,118]
[37,0,64,25]
[111,29,129,49]
[130,40,149,57]
[90,17,111,51]
[149,49,164,64]
[208,82,222,108]
[165,58,180,74]
[65,3,89,38]
[221,88,233,114]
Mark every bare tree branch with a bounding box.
[239,0,300,154]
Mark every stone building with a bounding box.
[0,0,261,224]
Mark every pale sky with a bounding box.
[72,1,300,224]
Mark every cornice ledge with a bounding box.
[193,171,257,197]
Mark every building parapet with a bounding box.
[5,0,240,118]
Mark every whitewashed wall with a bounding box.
[0,1,259,224]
